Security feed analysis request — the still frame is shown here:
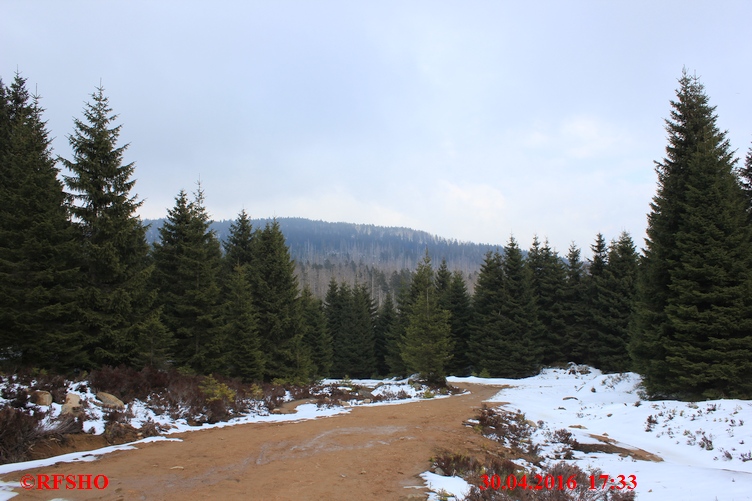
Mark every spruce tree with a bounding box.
[219,265,264,381]
[252,220,311,381]
[387,278,412,376]
[390,252,435,376]
[499,236,542,377]
[0,75,80,370]
[528,236,568,365]
[325,279,347,377]
[468,251,505,375]
[444,271,473,376]
[400,254,452,384]
[300,286,332,378]
[631,70,752,398]
[61,85,157,367]
[151,188,221,373]
[223,209,255,269]
[350,283,378,377]
[374,292,397,376]
[583,233,610,367]
[561,243,588,364]
[326,281,377,378]
[384,279,410,375]
[434,259,473,375]
[435,259,452,303]
[597,232,637,373]
[737,143,752,217]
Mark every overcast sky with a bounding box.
[3,1,751,255]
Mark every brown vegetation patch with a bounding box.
[574,433,663,462]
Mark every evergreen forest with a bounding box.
[2,70,752,400]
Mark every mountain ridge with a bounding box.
[143,216,499,299]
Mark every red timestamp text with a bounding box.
[479,473,637,492]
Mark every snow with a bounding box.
[438,367,752,500]
[421,471,473,500]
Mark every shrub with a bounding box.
[433,452,517,479]
[89,365,170,403]
[0,406,44,464]
[474,405,538,458]
[200,375,236,403]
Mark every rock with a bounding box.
[434,467,445,476]
[363,399,372,404]
[61,393,83,417]
[357,388,373,399]
[30,390,53,406]
[96,391,125,409]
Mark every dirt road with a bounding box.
[5,383,507,501]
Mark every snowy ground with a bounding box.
[426,367,752,501]
[2,369,751,500]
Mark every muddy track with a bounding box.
[4,383,508,501]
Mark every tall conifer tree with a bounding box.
[61,86,156,367]
[300,286,332,378]
[631,70,752,398]
[374,292,397,376]
[152,188,221,373]
[499,237,542,376]
[444,271,473,376]
[561,243,588,363]
[0,75,80,369]
[528,236,568,365]
[583,233,610,367]
[468,251,505,374]
[738,143,752,218]
[252,220,311,381]
[596,232,638,373]
[219,265,264,381]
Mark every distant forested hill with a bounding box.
[144,217,498,301]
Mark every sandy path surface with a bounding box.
[4,383,506,501]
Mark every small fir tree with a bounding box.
[400,254,452,384]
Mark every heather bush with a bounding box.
[0,406,45,464]
[474,405,539,458]
[432,451,517,479]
